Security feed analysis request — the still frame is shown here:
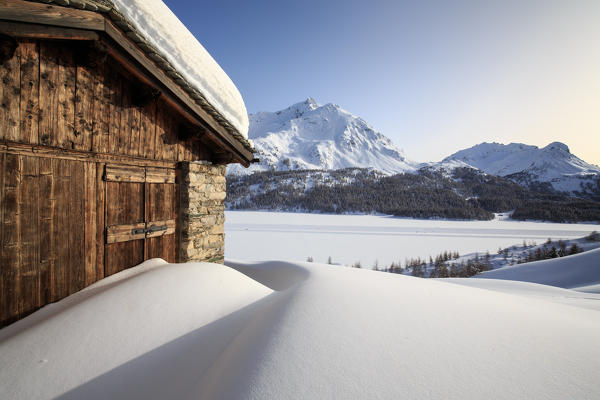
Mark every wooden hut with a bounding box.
[0,0,255,327]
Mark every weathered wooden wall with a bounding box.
[0,39,213,161]
[0,38,215,327]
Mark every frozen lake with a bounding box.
[225,211,600,267]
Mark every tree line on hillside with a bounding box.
[226,167,600,222]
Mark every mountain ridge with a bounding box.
[228,98,418,175]
[230,98,600,198]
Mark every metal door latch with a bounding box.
[131,224,167,235]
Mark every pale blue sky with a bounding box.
[164,0,600,164]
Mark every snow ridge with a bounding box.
[228,98,417,175]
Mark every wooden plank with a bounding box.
[103,21,253,165]
[0,0,106,31]
[84,162,97,286]
[106,222,145,244]
[38,157,54,304]
[0,38,20,141]
[39,42,59,147]
[69,161,85,295]
[0,20,100,41]
[18,40,39,144]
[91,62,109,153]
[0,153,20,326]
[139,98,156,159]
[104,164,145,182]
[146,167,175,183]
[0,141,180,167]
[0,155,22,325]
[52,158,70,301]
[106,69,122,154]
[95,162,104,282]
[56,48,76,149]
[18,156,40,316]
[74,59,95,151]
[155,98,178,161]
[118,77,133,156]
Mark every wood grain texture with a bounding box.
[56,49,75,149]
[0,40,20,141]
[0,20,99,41]
[146,167,175,183]
[18,156,40,315]
[0,0,105,31]
[74,61,94,151]
[39,42,59,147]
[104,164,144,183]
[0,153,21,325]
[1,141,178,168]
[38,156,54,305]
[91,62,109,153]
[18,40,39,144]
[95,162,105,282]
[84,162,97,286]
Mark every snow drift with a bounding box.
[2,256,600,399]
[475,246,600,290]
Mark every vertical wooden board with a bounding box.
[0,41,20,141]
[39,157,54,304]
[18,41,40,145]
[1,154,21,325]
[74,63,94,151]
[95,163,105,282]
[56,49,76,149]
[139,100,156,159]
[39,42,59,147]
[84,162,97,286]
[155,99,178,161]
[18,156,40,316]
[106,70,122,154]
[69,161,85,295]
[118,82,132,157]
[129,104,141,157]
[105,240,144,276]
[51,158,70,301]
[154,101,166,159]
[105,180,119,225]
[91,64,109,153]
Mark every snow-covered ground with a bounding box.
[225,211,600,266]
[2,254,599,399]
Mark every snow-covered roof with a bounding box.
[26,0,252,150]
[108,0,250,139]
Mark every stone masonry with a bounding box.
[179,161,227,263]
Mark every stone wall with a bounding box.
[179,161,226,263]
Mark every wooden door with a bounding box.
[104,165,177,276]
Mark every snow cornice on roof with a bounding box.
[21,0,254,159]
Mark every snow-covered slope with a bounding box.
[2,257,600,399]
[228,98,417,175]
[443,142,600,194]
[475,246,600,290]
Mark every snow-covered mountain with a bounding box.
[442,142,600,195]
[228,98,417,175]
